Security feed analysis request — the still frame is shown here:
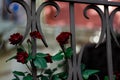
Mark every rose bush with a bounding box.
[7,31,103,80]
[7,31,73,80]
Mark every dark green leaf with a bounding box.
[27,54,34,61]
[17,45,26,52]
[104,76,108,80]
[52,53,63,61]
[36,53,47,58]
[52,68,57,72]
[6,56,16,62]
[23,75,33,80]
[12,78,19,80]
[44,69,53,75]
[17,48,24,52]
[34,57,47,68]
[104,75,116,80]
[52,75,61,80]
[83,70,99,79]
[13,71,25,76]
[41,75,49,80]
[13,75,20,80]
[56,72,67,79]
[65,47,73,58]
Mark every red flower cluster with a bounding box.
[9,33,23,45]
[30,31,42,39]
[44,54,52,63]
[16,52,28,64]
[56,32,71,45]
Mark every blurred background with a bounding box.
[0,0,120,80]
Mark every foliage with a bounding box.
[81,64,100,80]
[7,31,73,80]
[6,31,120,80]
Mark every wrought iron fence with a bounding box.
[6,0,120,80]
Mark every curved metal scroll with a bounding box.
[110,7,120,47]
[84,4,119,80]
[84,5,105,47]
[6,0,31,44]
[36,1,60,47]
[6,0,49,47]
[6,0,120,80]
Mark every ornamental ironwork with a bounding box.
[7,0,120,80]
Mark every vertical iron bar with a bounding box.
[31,0,37,80]
[69,2,77,80]
[104,5,114,80]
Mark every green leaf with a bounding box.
[6,56,16,62]
[104,76,109,80]
[56,72,68,79]
[52,75,61,80]
[13,75,20,80]
[17,45,26,52]
[104,75,116,80]
[23,75,33,80]
[12,79,19,80]
[82,70,99,79]
[65,47,73,58]
[44,69,53,75]
[36,53,47,58]
[13,71,25,76]
[52,68,57,73]
[52,53,63,61]
[27,54,35,61]
[34,57,47,68]
[41,75,49,80]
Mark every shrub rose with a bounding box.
[44,54,52,63]
[16,52,28,64]
[30,31,42,39]
[56,32,71,45]
[9,33,23,45]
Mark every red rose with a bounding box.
[30,31,42,39]
[44,54,52,63]
[16,52,28,64]
[56,32,71,45]
[9,33,23,45]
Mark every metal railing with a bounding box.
[7,0,120,80]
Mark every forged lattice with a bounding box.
[7,0,120,80]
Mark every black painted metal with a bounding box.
[7,0,120,80]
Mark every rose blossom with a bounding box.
[30,31,42,39]
[16,52,28,64]
[44,54,52,63]
[56,32,71,45]
[9,33,23,45]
